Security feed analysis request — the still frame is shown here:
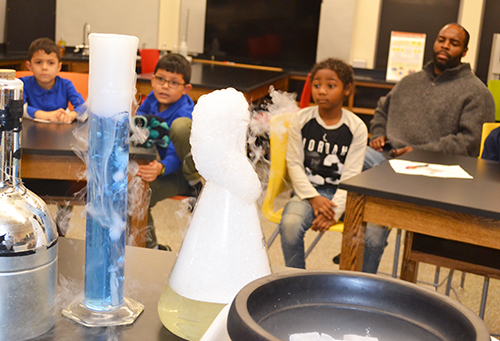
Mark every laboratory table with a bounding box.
[33,237,185,340]
[136,62,289,103]
[338,150,500,280]
[0,51,91,73]
[20,119,157,247]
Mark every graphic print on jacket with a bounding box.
[301,120,353,189]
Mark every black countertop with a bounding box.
[0,50,90,62]
[137,62,289,94]
[21,119,157,161]
[33,237,185,341]
[288,67,391,85]
[2,51,393,86]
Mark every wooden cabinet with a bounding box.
[349,80,394,115]
[0,58,26,70]
[0,56,90,73]
[62,60,90,73]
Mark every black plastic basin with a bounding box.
[227,271,490,341]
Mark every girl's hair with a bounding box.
[310,58,353,87]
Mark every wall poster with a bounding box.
[386,31,426,82]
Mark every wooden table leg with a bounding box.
[128,176,150,247]
[340,192,367,271]
[400,231,419,282]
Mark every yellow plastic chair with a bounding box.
[479,122,500,158]
[262,113,344,259]
[487,80,500,122]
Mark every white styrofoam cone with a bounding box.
[88,33,139,118]
[169,181,271,304]
[168,88,271,304]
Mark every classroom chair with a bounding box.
[15,70,90,233]
[488,80,500,122]
[299,73,312,109]
[15,71,89,111]
[262,113,344,261]
[479,122,500,157]
[263,113,404,268]
[139,49,160,74]
[263,112,402,276]
[400,122,500,319]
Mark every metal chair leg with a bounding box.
[304,231,325,259]
[459,271,466,290]
[445,269,454,296]
[479,277,490,319]
[267,226,280,248]
[433,267,441,291]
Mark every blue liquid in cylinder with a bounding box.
[84,113,129,311]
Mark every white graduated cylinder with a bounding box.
[88,33,139,118]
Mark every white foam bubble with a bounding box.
[191,88,261,204]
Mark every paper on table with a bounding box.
[32,118,73,124]
[388,160,473,179]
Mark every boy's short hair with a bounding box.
[310,58,353,88]
[28,37,61,62]
[155,53,191,84]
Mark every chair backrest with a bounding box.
[15,71,89,110]
[299,73,312,109]
[139,49,160,74]
[479,122,500,158]
[488,80,500,122]
[261,112,293,224]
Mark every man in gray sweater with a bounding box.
[362,23,495,273]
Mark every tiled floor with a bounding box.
[59,177,500,337]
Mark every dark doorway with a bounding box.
[5,0,56,53]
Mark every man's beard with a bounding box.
[433,50,462,71]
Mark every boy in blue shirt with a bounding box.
[136,53,201,249]
[21,38,85,123]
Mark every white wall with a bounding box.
[0,0,6,43]
[317,0,356,63]
[158,0,181,51]
[349,0,382,69]
[458,0,486,69]
[149,0,205,53]
[55,0,159,49]
[179,0,205,54]
[1,0,486,71]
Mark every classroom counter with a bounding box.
[0,50,91,72]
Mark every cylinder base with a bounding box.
[62,296,144,327]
